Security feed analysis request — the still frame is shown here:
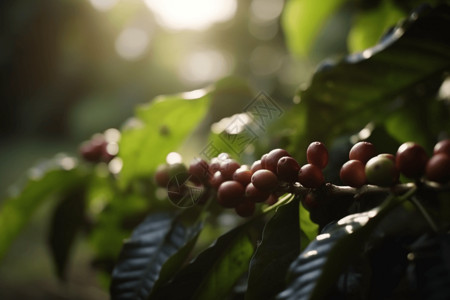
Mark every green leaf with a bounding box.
[281,4,450,156]
[299,202,319,251]
[110,211,203,300]
[0,155,86,260]
[246,198,301,300]
[277,194,408,300]
[281,0,347,58]
[152,216,262,300]
[348,0,406,53]
[118,90,210,188]
[48,188,86,280]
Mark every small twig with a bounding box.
[409,196,440,233]
[282,182,417,199]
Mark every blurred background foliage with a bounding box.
[0,0,448,299]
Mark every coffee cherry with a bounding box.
[302,193,319,210]
[217,181,245,208]
[277,156,300,182]
[365,155,399,186]
[265,148,290,173]
[189,158,211,184]
[349,141,377,164]
[209,157,222,174]
[261,154,268,169]
[340,160,366,187]
[396,142,428,179]
[251,169,279,192]
[79,139,105,163]
[298,164,325,188]
[265,194,278,206]
[220,159,241,179]
[425,153,450,183]
[251,160,263,173]
[307,141,328,169]
[377,153,395,162]
[168,162,188,178]
[209,171,225,189]
[154,164,171,187]
[167,183,188,203]
[235,199,255,217]
[245,183,270,202]
[233,165,252,186]
[434,139,450,157]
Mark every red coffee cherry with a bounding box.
[209,171,225,189]
[396,142,428,179]
[277,156,300,183]
[154,164,171,187]
[261,154,268,169]
[235,198,256,217]
[251,169,279,192]
[365,155,399,187]
[265,194,278,206]
[251,160,263,173]
[265,148,290,173]
[245,183,270,202]
[349,141,377,164]
[340,160,366,187]
[233,165,252,186]
[217,181,245,208]
[220,159,241,179]
[298,164,325,188]
[209,157,222,174]
[167,183,188,203]
[189,158,211,183]
[307,141,328,169]
[425,153,450,183]
[302,193,319,210]
[434,139,450,157]
[79,139,105,163]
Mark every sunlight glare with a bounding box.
[144,0,237,30]
[89,0,119,11]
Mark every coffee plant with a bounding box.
[1,2,450,299]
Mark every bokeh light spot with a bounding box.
[178,49,232,84]
[115,27,150,61]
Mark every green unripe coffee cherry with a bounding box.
[365,155,399,186]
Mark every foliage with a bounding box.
[1,2,450,299]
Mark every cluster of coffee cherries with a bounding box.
[340,139,450,188]
[154,142,331,218]
[79,130,119,163]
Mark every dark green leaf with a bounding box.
[152,216,262,300]
[0,155,86,260]
[277,195,406,300]
[48,188,86,280]
[410,233,450,299]
[246,198,301,300]
[348,0,405,52]
[280,5,450,157]
[110,211,203,300]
